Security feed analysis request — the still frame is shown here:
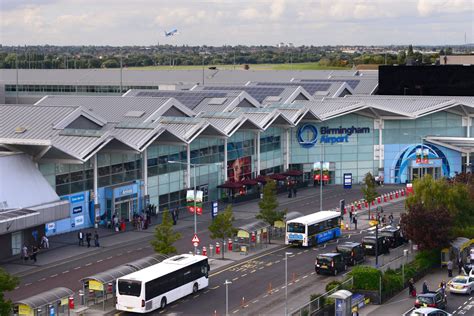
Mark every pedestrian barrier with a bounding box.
[268,282,273,295]
[202,246,207,256]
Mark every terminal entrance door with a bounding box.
[410,166,442,181]
[114,194,138,221]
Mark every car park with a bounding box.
[336,242,365,266]
[447,275,474,294]
[414,291,447,310]
[408,307,452,316]
[362,235,390,255]
[315,253,347,276]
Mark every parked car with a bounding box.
[336,242,365,266]
[414,290,447,310]
[379,226,407,248]
[315,253,347,276]
[409,307,452,316]
[447,275,474,295]
[362,235,390,255]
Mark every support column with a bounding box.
[256,131,261,176]
[285,128,290,171]
[186,144,191,188]
[93,154,99,227]
[467,152,471,173]
[143,148,148,197]
[467,117,471,138]
[378,119,383,170]
[224,138,228,182]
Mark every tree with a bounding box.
[361,172,378,220]
[150,209,181,255]
[0,268,19,316]
[256,180,286,243]
[407,45,414,57]
[208,205,237,259]
[400,202,453,250]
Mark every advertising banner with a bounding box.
[186,190,203,215]
[227,156,251,182]
[313,162,330,181]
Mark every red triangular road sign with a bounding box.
[192,234,200,244]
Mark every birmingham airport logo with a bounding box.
[296,124,370,148]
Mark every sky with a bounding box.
[0,0,473,46]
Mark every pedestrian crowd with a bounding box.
[21,234,49,263]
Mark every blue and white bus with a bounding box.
[116,254,209,313]
[286,211,341,247]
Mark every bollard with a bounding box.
[372,200,375,206]
[241,297,246,308]
[209,244,214,257]
[268,282,273,294]
[216,242,221,255]
[357,203,361,210]
[202,246,207,256]
[390,192,393,200]
[364,201,368,208]
[68,296,75,309]
[377,196,381,204]
[228,238,233,251]
[395,191,399,198]
[213,310,218,316]
[384,195,387,202]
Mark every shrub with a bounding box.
[350,265,382,291]
[326,280,342,293]
[382,269,403,296]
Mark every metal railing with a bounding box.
[289,277,354,316]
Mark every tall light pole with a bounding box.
[224,279,232,316]
[285,251,293,316]
[169,161,222,254]
[319,141,325,212]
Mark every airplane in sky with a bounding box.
[164,28,178,37]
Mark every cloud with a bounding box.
[417,0,473,17]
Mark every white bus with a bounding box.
[286,211,341,247]
[116,254,209,313]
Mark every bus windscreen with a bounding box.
[287,223,305,233]
[118,280,142,297]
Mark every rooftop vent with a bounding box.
[208,97,227,105]
[124,110,145,118]
[14,127,27,134]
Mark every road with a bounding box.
[6,185,400,306]
[400,293,474,316]
[127,201,407,316]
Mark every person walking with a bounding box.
[170,209,177,225]
[388,213,394,226]
[31,245,38,263]
[86,232,92,248]
[22,244,29,262]
[41,235,49,249]
[113,214,119,232]
[422,281,429,294]
[458,257,463,275]
[78,230,84,246]
[353,213,358,230]
[447,259,453,277]
[94,231,100,247]
[439,280,446,297]
[408,278,416,297]
[120,218,126,232]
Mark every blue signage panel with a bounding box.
[343,173,352,189]
[70,194,85,204]
[211,201,218,218]
[288,233,304,241]
[296,124,371,148]
[316,228,341,243]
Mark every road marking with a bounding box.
[97,259,103,263]
[232,277,239,281]
[281,286,286,289]
[304,250,309,253]
[295,279,300,283]
[85,262,92,266]
[74,266,81,270]
[233,310,239,314]
[62,270,69,274]
[50,274,58,278]
[252,300,259,303]
[15,286,20,290]
[310,272,315,275]
[289,254,295,257]
[303,275,308,279]
[210,285,220,290]
[258,266,264,270]
[274,289,279,293]
[193,294,200,298]
[138,247,143,250]
[159,310,165,314]
[204,290,210,294]
[127,250,132,253]
[117,253,123,256]
[241,273,247,277]
[250,270,256,273]
[107,256,113,260]
[39,278,46,281]
[296,252,302,255]
[244,304,249,308]
[24,283,32,286]
[275,260,281,264]
[263,294,268,298]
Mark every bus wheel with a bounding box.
[160,297,167,309]
[193,283,199,293]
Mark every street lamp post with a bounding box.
[169,160,222,254]
[224,279,232,316]
[320,141,325,212]
[285,251,293,316]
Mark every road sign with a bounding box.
[192,234,200,244]
[211,201,218,218]
[193,242,199,247]
[343,173,352,189]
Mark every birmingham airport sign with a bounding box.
[296,124,371,148]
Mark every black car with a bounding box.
[379,226,407,248]
[362,235,390,255]
[336,242,365,266]
[414,290,447,310]
[315,253,347,276]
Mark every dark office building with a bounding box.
[378,65,474,96]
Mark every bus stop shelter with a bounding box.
[236,220,271,252]
[273,211,304,238]
[80,255,167,310]
[14,287,74,316]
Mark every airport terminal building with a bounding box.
[1,68,473,258]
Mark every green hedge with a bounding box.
[325,280,342,292]
[349,266,382,291]
[382,269,403,296]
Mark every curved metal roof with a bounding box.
[81,265,136,284]
[15,287,74,309]
[124,254,168,270]
[238,220,270,232]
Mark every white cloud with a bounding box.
[417,0,473,16]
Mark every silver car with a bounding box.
[409,307,452,316]
[448,275,474,294]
